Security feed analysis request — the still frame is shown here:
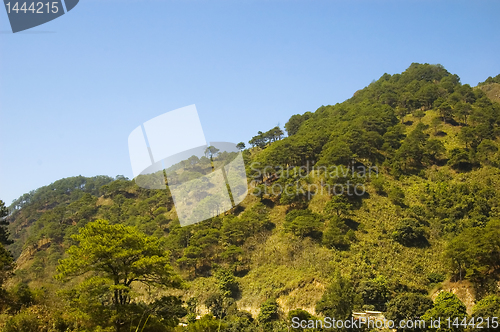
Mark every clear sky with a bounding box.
[1,0,499,205]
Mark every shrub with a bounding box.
[4,311,40,332]
[472,295,500,324]
[215,268,239,298]
[316,272,355,321]
[392,218,426,246]
[385,293,433,331]
[371,177,386,194]
[389,187,405,206]
[358,276,390,311]
[257,298,279,328]
[284,210,322,239]
[448,148,473,171]
[287,308,312,328]
[322,217,350,250]
[286,215,322,239]
[422,292,467,331]
[185,314,225,332]
[427,272,445,284]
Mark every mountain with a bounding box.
[1,63,500,331]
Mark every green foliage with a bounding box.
[371,177,386,195]
[0,200,13,245]
[391,218,427,247]
[479,74,500,86]
[4,63,500,331]
[204,292,236,319]
[249,126,284,148]
[322,216,350,250]
[383,124,406,152]
[389,186,405,206]
[287,308,312,324]
[225,310,256,332]
[473,295,500,315]
[150,295,187,327]
[448,148,473,171]
[55,219,183,331]
[420,177,497,234]
[385,293,433,331]
[427,272,446,284]
[257,298,279,328]
[413,110,425,121]
[220,245,244,273]
[285,112,312,136]
[477,139,499,166]
[3,310,41,332]
[422,291,467,332]
[431,116,443,134]
[221,216,252,246]
[316,272,355,321]
[391,123,444,173]
[215,268,239,298]
[446,220,500,281]
[9,283,34,311]
[438,101,453,123]
[358,275,390,311]
[324,195,352,218]
[184,314,225,332]
[236,142,246,151]
[285,212,322,239]
[9,175,114,212]
[0,243,14,293]
[471,295,500,331]
[426,139,446,162]
[56,219,182,288]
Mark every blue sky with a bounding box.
[1,0,499,204]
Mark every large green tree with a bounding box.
[55,219,183,331]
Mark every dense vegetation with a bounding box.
[1,63,500,331]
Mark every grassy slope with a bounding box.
[7,69,500,318]
[9,115,497,316]
[478,83,500,104]
[217,117,496,315]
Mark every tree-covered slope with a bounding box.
[2,63,500,331]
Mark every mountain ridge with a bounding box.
[2,63,500,331]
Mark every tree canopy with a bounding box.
[55,219,183,331]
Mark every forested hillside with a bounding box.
[1,63,500,331]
